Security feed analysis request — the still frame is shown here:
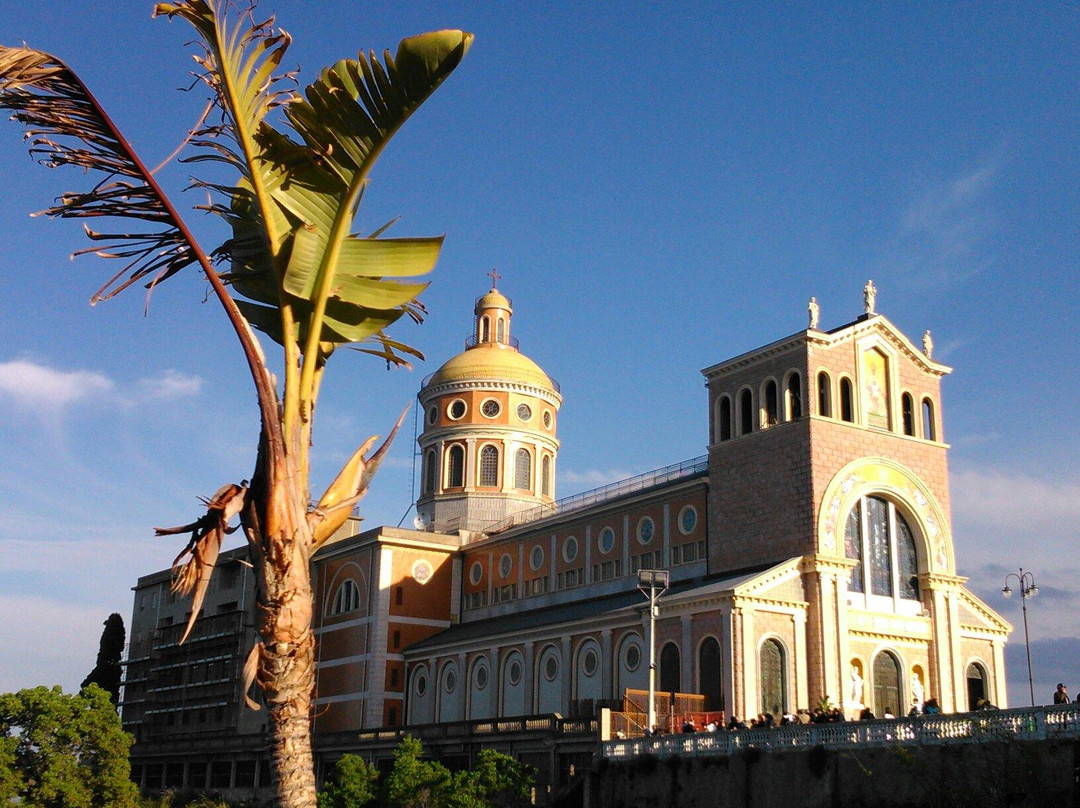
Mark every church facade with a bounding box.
[122,282,1011,790]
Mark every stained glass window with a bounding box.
[868,497,893,596]
[479,445,499,487]
[514,448,531,490]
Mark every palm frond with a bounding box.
[0,46,198,302]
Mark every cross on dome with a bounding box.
[488,267,501,290]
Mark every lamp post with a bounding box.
[637,569,669,734]
[1002,568,1039,707]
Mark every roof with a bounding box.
[424,342,559,393]
[405,562,783,654]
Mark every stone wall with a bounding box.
[595,738,1078,808]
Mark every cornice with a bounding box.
[419,378,563,408]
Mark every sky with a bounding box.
[0,2,1076,709]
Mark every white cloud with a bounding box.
[0,358,202,413]
[136,369,202,401]
[0,359,113,407]
[951,466,1079,537]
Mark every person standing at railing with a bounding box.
[1053,683,1070,704]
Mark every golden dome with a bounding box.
[425,343,559,393]
[475,289,511,312]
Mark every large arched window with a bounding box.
[759,639,786,715]
[446,445,465,488]
[541,456,552,497]
[698,637,723,712]
[845,496,920,601]
[785,372,802,421]
[659,642,681,693]
[901,393,915,436]
[330,579,360,615]
[966,662,989,710]
[818,371,832,417]
[423,449,437,494]
[719,396,732,441]
[479,445,499,487]
[872,651,902,717]
[514,448,531,490]
[840,377,854,422]
[739,389,753,436]
[762,380,779,428]
[922,397,936,440]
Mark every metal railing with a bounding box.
[483,456,709,534]
[357,713,598,745]
[603,704,1080,759]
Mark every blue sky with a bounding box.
[0,2,1076,707]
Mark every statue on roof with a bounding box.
[863,279,877,315]
[922,330,934,359]
[808,297,820,329]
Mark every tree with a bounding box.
[0,684,139,808]
[318,754,378,808]
[81,613,126,705]
[381,737,533,808]
[0,4,471,807]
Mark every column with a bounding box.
[740,607,755,719]
[794,610,808,710]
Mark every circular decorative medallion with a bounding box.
[499,553,513,579]
[679,506,697,535]
[412,560,433,585]
[625,644,641,672]
[469,561,483,586]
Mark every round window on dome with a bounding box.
[427,405,438,425]
[448,399,467,420]
[637,516,655,545]
[599,526,616,554]
[678,505,698,535]
[543,411,552,429]
[516,403,532,422]
[469,561,483,586]
[481,398,501,418]
[563,536,578,563]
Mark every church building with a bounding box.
[121,280,1011,792]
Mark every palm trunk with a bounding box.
[244,431,319,808]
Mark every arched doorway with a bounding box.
[966,662,989,710]
[872,651,902,717]
[698,637,723,711]
[659,642,680,694]
[759,639,786,716]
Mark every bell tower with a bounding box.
[416,278,561,537]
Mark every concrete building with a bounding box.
[122,282,1010,797]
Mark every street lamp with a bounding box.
[1002,568,1039,707]
[637,569,669,734]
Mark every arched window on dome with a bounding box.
[818,371,832,417]
[514,448,531,490]
[480,316,490,343]
[479,445,500,487]
[845,495,921,604]
[446,445,465,489]
[423,449,437,494]
[496,318,505,344]
[541,456,552,497]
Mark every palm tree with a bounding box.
[0,3,471,806]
